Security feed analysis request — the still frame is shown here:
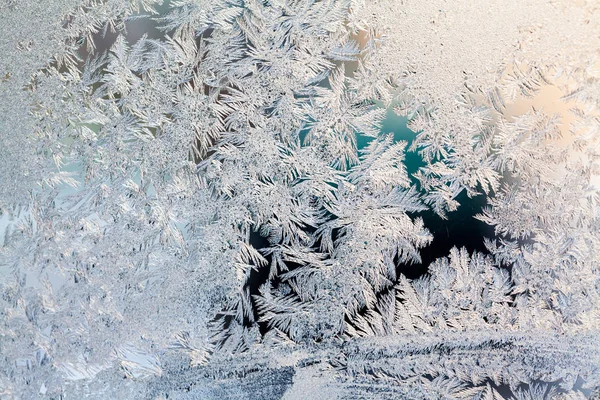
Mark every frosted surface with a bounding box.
[0,0,599,398]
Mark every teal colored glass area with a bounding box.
[365,107,495,278]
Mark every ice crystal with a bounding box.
[0,0,599,398]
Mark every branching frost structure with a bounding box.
[0,0,599,398]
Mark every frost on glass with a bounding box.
[0,0,599,399]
